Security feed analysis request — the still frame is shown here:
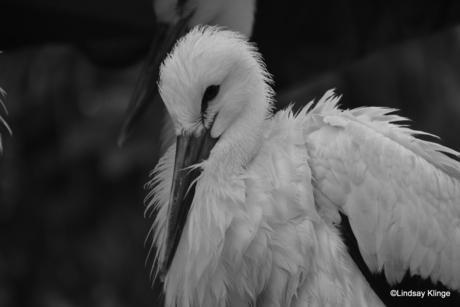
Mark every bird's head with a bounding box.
[118,0,257,145]
[159,25,273,142]
[157,25,274,276]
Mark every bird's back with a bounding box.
[225,107,384,306]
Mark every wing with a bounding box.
[304,90,460,291]
[0,88,12,155]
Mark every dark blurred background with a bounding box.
[1,0,460,306]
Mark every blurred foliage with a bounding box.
[1,1,460,307]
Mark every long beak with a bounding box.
[117,12,194,146]
[160,128,218,278]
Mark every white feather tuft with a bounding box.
[307,90,460,291]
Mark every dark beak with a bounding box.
[160,128,218,279]
[117,12,194,146]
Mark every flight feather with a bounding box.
[305,90,460,290]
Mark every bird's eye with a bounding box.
[201,85,220,113]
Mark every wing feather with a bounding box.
[0,88,12,155]
[305,90,460,291]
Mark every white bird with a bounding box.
[118,0,256,145]
[145,26,460,306]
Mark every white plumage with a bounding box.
[119,0,256,144]
[146,26,460,306]
[154,0,257,152]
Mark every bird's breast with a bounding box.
[160,110,320,306]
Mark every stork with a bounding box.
[118,0,256,145]
[142,26,460,306]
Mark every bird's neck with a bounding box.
[206,103,271,178]
[207,126,265,176]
